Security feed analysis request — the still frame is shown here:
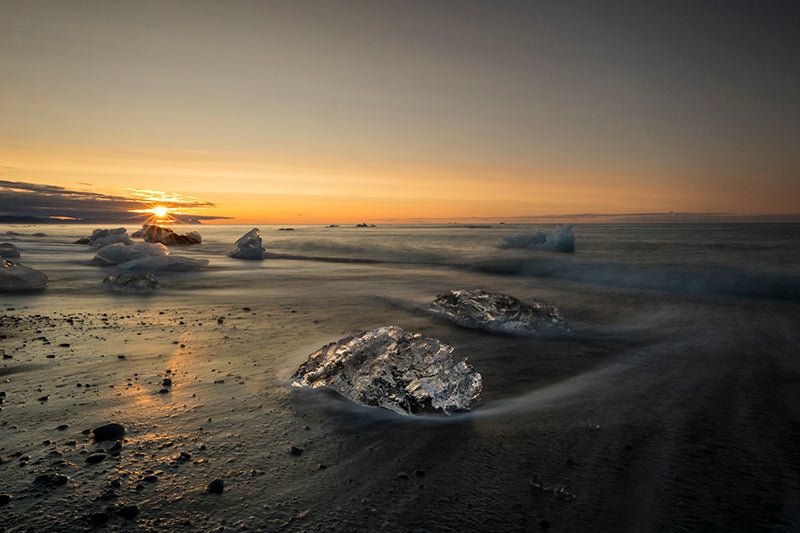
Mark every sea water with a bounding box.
[2,222,799,398]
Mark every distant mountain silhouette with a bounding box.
[0,215,50,224]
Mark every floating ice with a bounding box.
[0,243,21,259]
[292,325,482,415]
[134,225,202,246]
[431,289,570,334]
[74,228,132,248]
[93,242,169,265]
[0,259,48,292]
[229,228,265,260]
[498,224,575,252]
[103,273,160,293]
[118,255,208,272]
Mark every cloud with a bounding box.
[0,180,230,223]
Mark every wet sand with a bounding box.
[1,294,799,532]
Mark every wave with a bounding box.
[473,256,800,300]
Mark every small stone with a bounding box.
[109,480,121,488]
[142,475,158,483]
[85,453,107,465]
[158,388,170,394]
[0,494,11,506]
[117,355,126,360]
[93,423,125,441]
[290,446,304,456]
[540,519,551,529]
[162,378,172,386]
[37,395,49,402]
[117,504,139,520]
[89,512,110,526]
[56,424,69,431]
[109,441,122,453]
[59,343,70,348]
[396,472,409,480]
[99,489,117,500]
[207,479,224,494]
[414,469,426,477]
[217,317,224,325]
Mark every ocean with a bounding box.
[1,222,799,530]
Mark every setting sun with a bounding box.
[150,205,170,219]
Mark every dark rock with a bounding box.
[59,343,70,347]
[217,317,224,325]
[85,453,107,464]
[414,469,426,477]
[93,423,125,441]
[291,326,482,415]
[158,388,170,394]
[290,446,304,456]
[0,493,11,506]
[162,378,172,386]
[88,512,110,526]
[142,475,158,483]
[109,441,122,453]
[117,504,139,520]
[540,519,551,529]
[99,489,117,500]
[396,472,409,480]
[33,473,68,487]
[207,479,224,494]
[37,395,48,402]
[56,424,69,431]
[431,289,570,334]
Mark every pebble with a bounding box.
[109,441,122,453]
[37,395,49,402]
[93,423,125,441]
[56,424,69,431]
[88,512,110,526]
[162,378,172,386]
[117,504,139,520]
[207,479,224,494]
[0,494,11,506]
[85,452,107,465]
[290,446,304,456]
[143,475,158,483]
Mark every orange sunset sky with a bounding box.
[1,1,798,224]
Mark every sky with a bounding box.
[1,0,798,224]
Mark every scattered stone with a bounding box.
[0,494,11,506]
[162,378,172,386]
[37,395,48,402]
[33,473,69,487]
[85,453,107,465]
[92,423,125,441]
[158,388,170,394]
[217,317,224,325]
[59,343,70,347]
[431,289,570,334]
[88,512,110,526]
[292,325,482,415]
[142,474,158,483]
[116,505,139,520]
[290,446,304,456]
[207,479,224,494]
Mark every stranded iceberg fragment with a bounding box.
[497,224,575,252]
[292,326,482,415]
[103,273,160,293]
[74,228,132,248]
[229,228,265,260]
[431,289,570,334]
[0,243,21,259]
[133,225,202,246]
[0,259,48,292]
[92,242,208,272]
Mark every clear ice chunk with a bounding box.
[292,325,482,415]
